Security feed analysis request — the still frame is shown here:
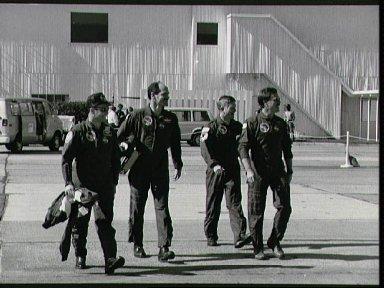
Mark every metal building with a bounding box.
[0,4,379,139]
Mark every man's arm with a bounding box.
[282,121,293,183]
[111,129,121,185]
[238,120,256,183]
[200,124,222,172]
[61,129,78,193]
[117,112,135,142]
[170,115,183,180]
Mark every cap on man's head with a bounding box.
[86,92,109,109]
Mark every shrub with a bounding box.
[56,101,88,123]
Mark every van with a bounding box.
[168,107,212,146]
[0,98,64,152]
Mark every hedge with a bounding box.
[56,101,88,123]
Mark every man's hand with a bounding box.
[213,165,224,174]
[119,142,129,151]
[173,168,182,181]
[245,169,255,183]
[65,184,75,197]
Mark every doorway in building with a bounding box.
[360,97,379,141]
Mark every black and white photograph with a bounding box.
[0,0,380,286]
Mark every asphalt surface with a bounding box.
[0,142,379,285]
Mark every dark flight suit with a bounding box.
[200,117,247,244]
[117,105,183,248]
[238,112,293,251]
[62,120,121,261]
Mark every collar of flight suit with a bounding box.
[216,115,232,126]
[85,119,107,132]
[144,104,168,121]
[258,111,276,121]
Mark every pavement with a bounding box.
[0,142,380,285]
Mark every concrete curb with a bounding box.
[0,154,8,220]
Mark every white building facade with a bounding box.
[0,4,379,139]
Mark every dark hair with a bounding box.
[117,103,123,108]
[147,81,161,99]
[285,104,291,111]
[217,95,236,110]
[257,87,278,108]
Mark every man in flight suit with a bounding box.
[62,92,125,274]
[117,81,183,262]
[200,95,252,248]
[238,87,293,260]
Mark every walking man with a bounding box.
[284,104,295,141]
[62,92,125,274]
[117,81,183,262]
[200,95,252,248]
[116,103,126,127]
[238,87,293,260]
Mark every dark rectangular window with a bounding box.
[197,23,218,45]
[71,12,108,43]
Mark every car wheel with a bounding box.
[5,143,12,151]
[10,135,23,153]
[49,132,61,151]
[192,133,201,146]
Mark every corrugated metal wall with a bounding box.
[310,47,379,91]
[227,15,342,137]
[0,4,379,137]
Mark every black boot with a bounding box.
[158,246,175,262]
[75,256,86,269]
[235,234,252,248]
[105,256,125,275]
[133,245,147,258]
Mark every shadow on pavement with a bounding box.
[86,263,314,277]
[242,241,378,251]
[286,253,378,261]
[0,150,61,155]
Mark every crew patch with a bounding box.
[200,127,210,142]
[86,130,96,142]
[259,122,270,133]
[218,125,227,135]
[143,116,153,126]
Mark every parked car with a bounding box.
[168,107,212,146]
[0,98,64,152]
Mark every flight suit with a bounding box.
[238,112,293,251]
[200,117,247,244]
[117,105,183,248]
[62,120,121,261]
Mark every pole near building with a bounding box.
[340,131,353,168]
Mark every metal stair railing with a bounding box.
[227,14,357,138]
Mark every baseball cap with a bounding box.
[86,92,110,109]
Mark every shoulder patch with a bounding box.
[242,123,247,129]
[202,127,210,133]
[64,131,73,144]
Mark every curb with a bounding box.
[0,182,5,220]
[0,155,8,220]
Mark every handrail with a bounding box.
[227,14,358,96]
[262,72,332,136]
